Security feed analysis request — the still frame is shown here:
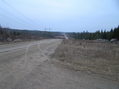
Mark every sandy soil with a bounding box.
[0,39,119,89]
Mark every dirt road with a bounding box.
[0,39,119,89]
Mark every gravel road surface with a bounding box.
[0,39,118,89]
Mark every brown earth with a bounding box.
[0,39,119,89]
[53,39,119,82]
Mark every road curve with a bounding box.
[0,39,119,89]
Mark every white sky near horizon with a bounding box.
[0,0,119,32]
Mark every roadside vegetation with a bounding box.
[68,26,119,40]
[0,25,62,42]
[53,39,119,81]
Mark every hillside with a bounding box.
[0,26,62,42]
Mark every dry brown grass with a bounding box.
[53,40,119,81]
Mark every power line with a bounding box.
[0,15,29,29]
[0,5,32,28]
[3,0,34,23]
[0,0,41,29]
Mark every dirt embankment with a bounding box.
[53,40,119,81]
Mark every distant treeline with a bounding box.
[68,26,119,40]
[0,26,62,41]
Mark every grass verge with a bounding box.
[52,40,119,81]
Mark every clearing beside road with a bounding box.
[53,39,119,81]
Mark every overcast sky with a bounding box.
[0,0,119,32]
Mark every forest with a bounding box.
[1,25,119,42]
[68,26,119,40]
[0,26,61,42]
